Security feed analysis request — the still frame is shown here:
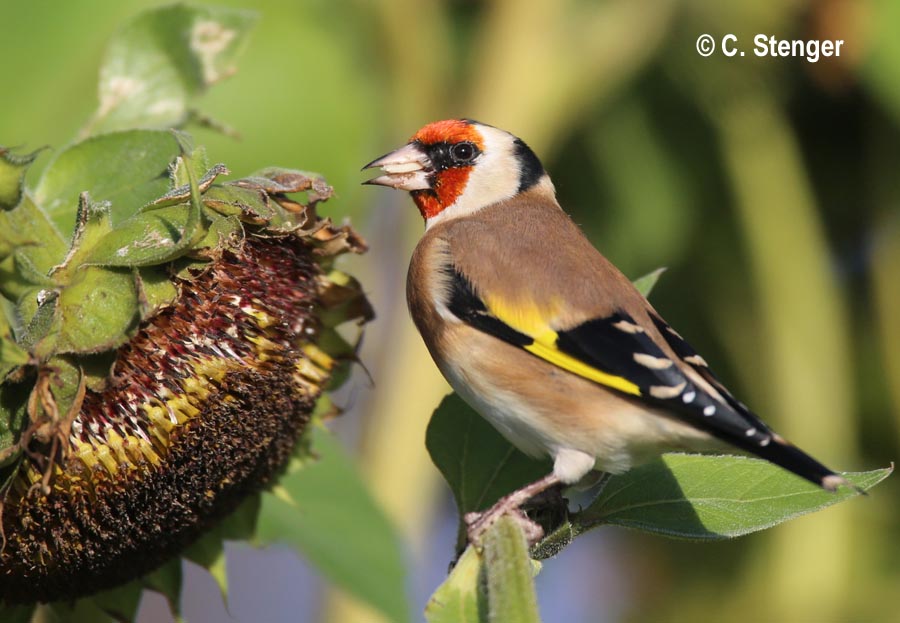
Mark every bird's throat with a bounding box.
[411,167,470,221]
[411,189,443,220]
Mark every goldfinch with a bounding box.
[363,119,850,540]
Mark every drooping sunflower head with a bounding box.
[0,138,371,603]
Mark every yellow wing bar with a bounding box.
[524,335,641,397]
[484,294,642,397]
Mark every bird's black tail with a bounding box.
[728,432,859,493]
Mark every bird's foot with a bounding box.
[464,506,544,548]
[462,472,563,548]
[524,482,566,510]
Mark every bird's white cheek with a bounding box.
[455,154,520,211]
[426,130,523,229]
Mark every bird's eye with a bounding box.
[450,142,477,164]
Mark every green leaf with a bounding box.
[142,557,184,617]
[427,397,890,565]
[482,516,541,623]
[184,494,260,600]
[427,394,551,549]
[632,266,666,298]
[575,454,891,540]
[85,143,218,269]
[426,394,550,518]
[425,546,487,623]
[46,599,114,623]
[256,427,409,623]
[40,578,143,623]
[83,4,257,135]
[81,582,143,622]
[33,130,180,236]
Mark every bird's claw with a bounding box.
[464,506,545,548]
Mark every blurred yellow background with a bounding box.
[2,1,897,622]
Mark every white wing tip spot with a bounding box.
[613,320,644,334]
[759,436,771,446]
[682,390,696,403]
[703,405,716,416]
[633,353,674,370]
[650,382,687,399]
[745,427,757,437]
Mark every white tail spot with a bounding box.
[821,474,849,492]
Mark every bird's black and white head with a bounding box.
[363,119,553,227]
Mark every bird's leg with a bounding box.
[464,472,562,547]
[522,480,567,510]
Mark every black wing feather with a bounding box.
[445,266,532,347]
[555,314,771,442]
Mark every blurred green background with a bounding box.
[3,1,898,622]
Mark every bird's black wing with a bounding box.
[444,265,842,488]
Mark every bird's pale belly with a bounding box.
[436,325,718,480]
[441,358,556,459]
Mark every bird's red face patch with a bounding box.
[409,120,485,220]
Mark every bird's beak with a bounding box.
[361,143,432,191]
